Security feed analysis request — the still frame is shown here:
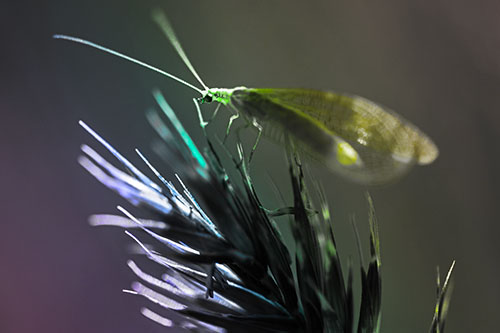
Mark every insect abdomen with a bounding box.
[231,89,336,156]
[230,88,438,184]
[247,88,438,165]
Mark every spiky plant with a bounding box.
[78,89,455,332]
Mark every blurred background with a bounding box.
[2,0,499,332]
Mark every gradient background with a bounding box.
[2,0,500,332]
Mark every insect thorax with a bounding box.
[198,88,238,105]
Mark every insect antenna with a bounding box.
[152,9,209,91]
[52,34,204,94]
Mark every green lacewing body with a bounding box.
[54,11,438,184]
[229,88,437,184]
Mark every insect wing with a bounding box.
[235,88,436,184]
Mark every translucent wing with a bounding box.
[230,88,438,184]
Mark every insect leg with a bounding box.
[249,119,263,163]
[208,103,222,124]
[224,113,240,143]
[194,99,221,130]
[194,102,223,141]
[193,98,208,134]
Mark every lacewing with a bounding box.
[54,10,438,184]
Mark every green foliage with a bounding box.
[430,261,456,333]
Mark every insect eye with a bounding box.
[204,95,213,103]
